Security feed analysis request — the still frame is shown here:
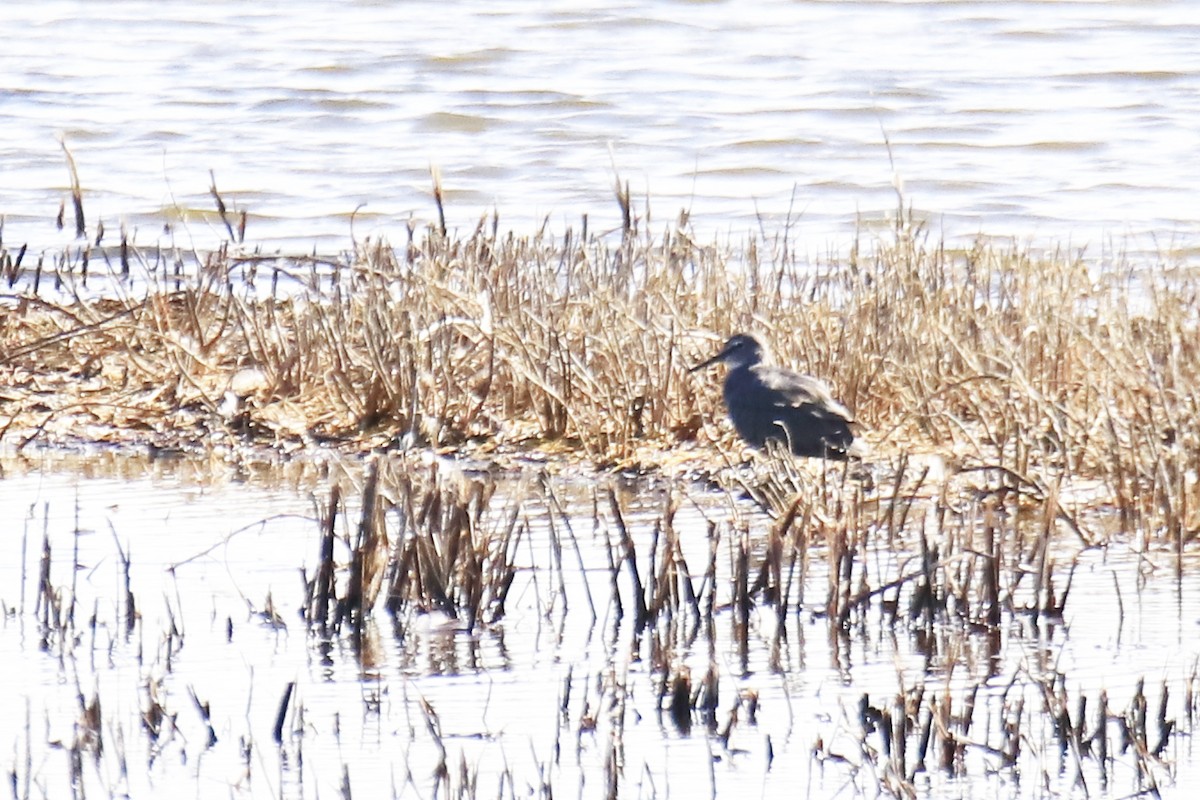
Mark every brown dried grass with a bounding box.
[1,209,1197,536]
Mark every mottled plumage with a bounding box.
[690,333,861,459]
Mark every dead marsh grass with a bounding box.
[1,203,1198,541]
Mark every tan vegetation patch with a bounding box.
[1,212,1197,536]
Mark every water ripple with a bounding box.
[1,0,1198,256]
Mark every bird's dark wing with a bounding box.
[751,365,854,422]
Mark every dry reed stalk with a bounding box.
[607,488,648,628]
[539,476,597,623]
[340,460,388,634]
[667,667,692,735]
[208,171,238,243]
[273,681,295,745]
[733,528,750,670]
[307,484,340,634]
[188,686,218,748]
[59,139,86,239]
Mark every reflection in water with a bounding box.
[2,450,1200,798]
[396,616,512,677]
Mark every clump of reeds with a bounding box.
[2,181,1199,542]
[303,453,521,637]
[825,668,1183,797]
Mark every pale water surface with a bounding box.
[5,3,1200,797]
[2,1,1199,256]
[2,451,1200,798]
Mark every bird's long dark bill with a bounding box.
[688,344,732,373]
[688,354,720,373]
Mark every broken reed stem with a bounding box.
[209,170,237,242]
[984,504,1001,627]
[273,681,295,745]
[309,484,340,634]
[59,138,86,239]
[342,459,385,634]
[188,687,218,747]
[107,522,137,636]
[540,475,597,624]
[607,488,648,629]
[734,529,750,672]
[431,166,447,237]
[37,527,54,634]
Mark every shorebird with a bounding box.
[690,333,861,459]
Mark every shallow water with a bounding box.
[7,6,1200,796]
[2,449,1199,798]
[3,1,1199,258]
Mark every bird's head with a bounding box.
[689,333,767,372]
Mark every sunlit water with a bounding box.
[2,450,1199,798]
[3,1,1200,259]
[5,3,1200,795]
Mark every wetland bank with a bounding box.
[3,196,1200,799]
